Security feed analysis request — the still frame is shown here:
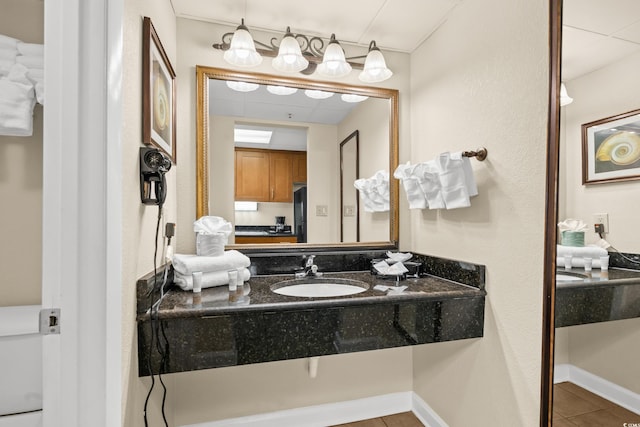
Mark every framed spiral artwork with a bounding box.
[143,17,176,163]
[582,108,640,184]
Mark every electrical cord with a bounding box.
[608,245,640,265]
[143,205,170,427]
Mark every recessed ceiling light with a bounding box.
[234,128,273,144]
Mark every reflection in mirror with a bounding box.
[196,66,399,249]
[340,130,359,242]
[551,0,640,422]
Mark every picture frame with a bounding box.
[582,108,640,184]
[143,16,176,163]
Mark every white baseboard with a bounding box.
[554,364,640,415]
[180,391,449,427]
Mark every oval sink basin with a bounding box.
[271,277,369,298]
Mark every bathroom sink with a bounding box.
[556,272,588,282]
[271,277,369,298]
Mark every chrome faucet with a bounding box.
[295,255,319,278]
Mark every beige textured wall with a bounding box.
[0,0,44,307]
[121,1,178,426]
[409,0,548,425]
[338,98,390,242]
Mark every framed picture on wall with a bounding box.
[582,108,640,184]
[143,16,176,163]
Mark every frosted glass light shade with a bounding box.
[272,32,309,73]
[223,22,263,67]
[267,85,298,95]
[359,47,393,83]
[304,89,334,100]
[560,83,573,106]
[316,36,352,77]
[341,94,368,103]
[226,80,259,92]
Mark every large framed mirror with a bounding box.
[196,66,399,249]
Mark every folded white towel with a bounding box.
[394,162,427,209]
[34,80,44,105]
[556,245,608,259]
[0,64,36,136]
[413,161,445,209]
[354,170,390,212]
[0,58,15,76]
[16,42,43,56]
[556,257,603,269]
[16,55,43,69]
[174,268,251,291]
[0,34,19,48]
[437,152,472,209]
[172,250,251,276]
[27,68,43,79]
[0,48,17,61]
[451,152,478,197]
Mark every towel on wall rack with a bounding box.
[0,63,36,136]
[354,170,390,212]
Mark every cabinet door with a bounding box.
[292,152,307,183]
[269,152,293,202]
[235,150,270,201]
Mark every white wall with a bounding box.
[121,1,178,426]
[0,0,44,307]
[559,51,640,252]
[408,0,549,425]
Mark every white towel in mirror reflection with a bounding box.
[354,170,390,212]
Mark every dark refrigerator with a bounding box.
[293,187,307,243]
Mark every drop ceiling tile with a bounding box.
[361,0,460,51]
[614,20,640,44]
[564,0,640,36]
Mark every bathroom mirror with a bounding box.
[340,130,359,243]
[196,66,399,248]
[544,0,640,424]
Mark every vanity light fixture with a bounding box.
[223,19,263,67]
[266,85,298,96]
[341,94,369,103]
[560,83,573,106]
[304,89,334,100]
[226,80,259,92]
[213,20,393,82]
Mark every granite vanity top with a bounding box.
[556,266,640,327]
[139,271,485,320]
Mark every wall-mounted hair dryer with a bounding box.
[140,147,171,206]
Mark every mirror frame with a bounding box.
[540,0,562,425]
[340,130,360,242]
[195,65,399,250]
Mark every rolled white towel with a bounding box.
[174,268,251,291]
[16,42,43,56]
[556,245,608,259]
[556,257,603,269]
[0,34,19,48]
[172,250,251,276]
[16,55,43,69]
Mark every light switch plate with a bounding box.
[343,205,356,217]
[316,205,328,216]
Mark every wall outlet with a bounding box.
[315,205,328,216]
[592,213,609,233]
[343,205,355,217]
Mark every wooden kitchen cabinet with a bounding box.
[235,148,304,202]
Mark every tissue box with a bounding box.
[196,233,227,257]
[561,231,584,247]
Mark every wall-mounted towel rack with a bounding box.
[462,147,488,161]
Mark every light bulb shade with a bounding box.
[226,80,259,92]
[359,49,393,83]
[223,25,263,67]
[317,38,352,77]
[267,85,298,95]
[272,35,309,72]
[341,94,369,103]
[560,83,573,106]
[304,89,334,100]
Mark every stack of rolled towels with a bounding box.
[557,245,608,268]
[172,250,251,291]
[394,152,478,210]
[0,33,44,136]
[354,170,390,212]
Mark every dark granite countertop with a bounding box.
[139,271,485,320]
[556,267,640,288]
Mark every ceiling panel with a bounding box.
[614,20,640,44]
[564,0,640,36]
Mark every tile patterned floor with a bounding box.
[554,382,640,426]
[332,411,424,427]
